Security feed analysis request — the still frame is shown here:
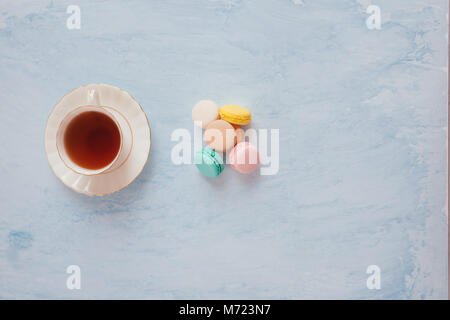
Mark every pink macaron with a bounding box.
[229,142,260,174]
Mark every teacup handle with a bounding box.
[87,88,100,105]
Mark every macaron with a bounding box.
[219,104,251,125]
[229,142,260,174]
[204,119,237,152]
[192,100,220,128]
[194,147,224,178]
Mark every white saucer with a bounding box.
[45,84,151,196]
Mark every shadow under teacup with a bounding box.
[56,105,132,176]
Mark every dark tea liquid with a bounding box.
[64,111,121,170]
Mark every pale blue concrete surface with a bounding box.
[0,0,447,299]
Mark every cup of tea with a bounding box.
[55,89,132,176]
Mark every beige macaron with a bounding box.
[192,100,220,129]
[204,120,237,152]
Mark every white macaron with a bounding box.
[192,100,220,129]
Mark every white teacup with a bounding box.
[56,89,132,176]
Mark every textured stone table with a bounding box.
[0,0,447,299]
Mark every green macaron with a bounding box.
[194,147,224,178]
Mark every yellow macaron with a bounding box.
[219,104,251,125]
